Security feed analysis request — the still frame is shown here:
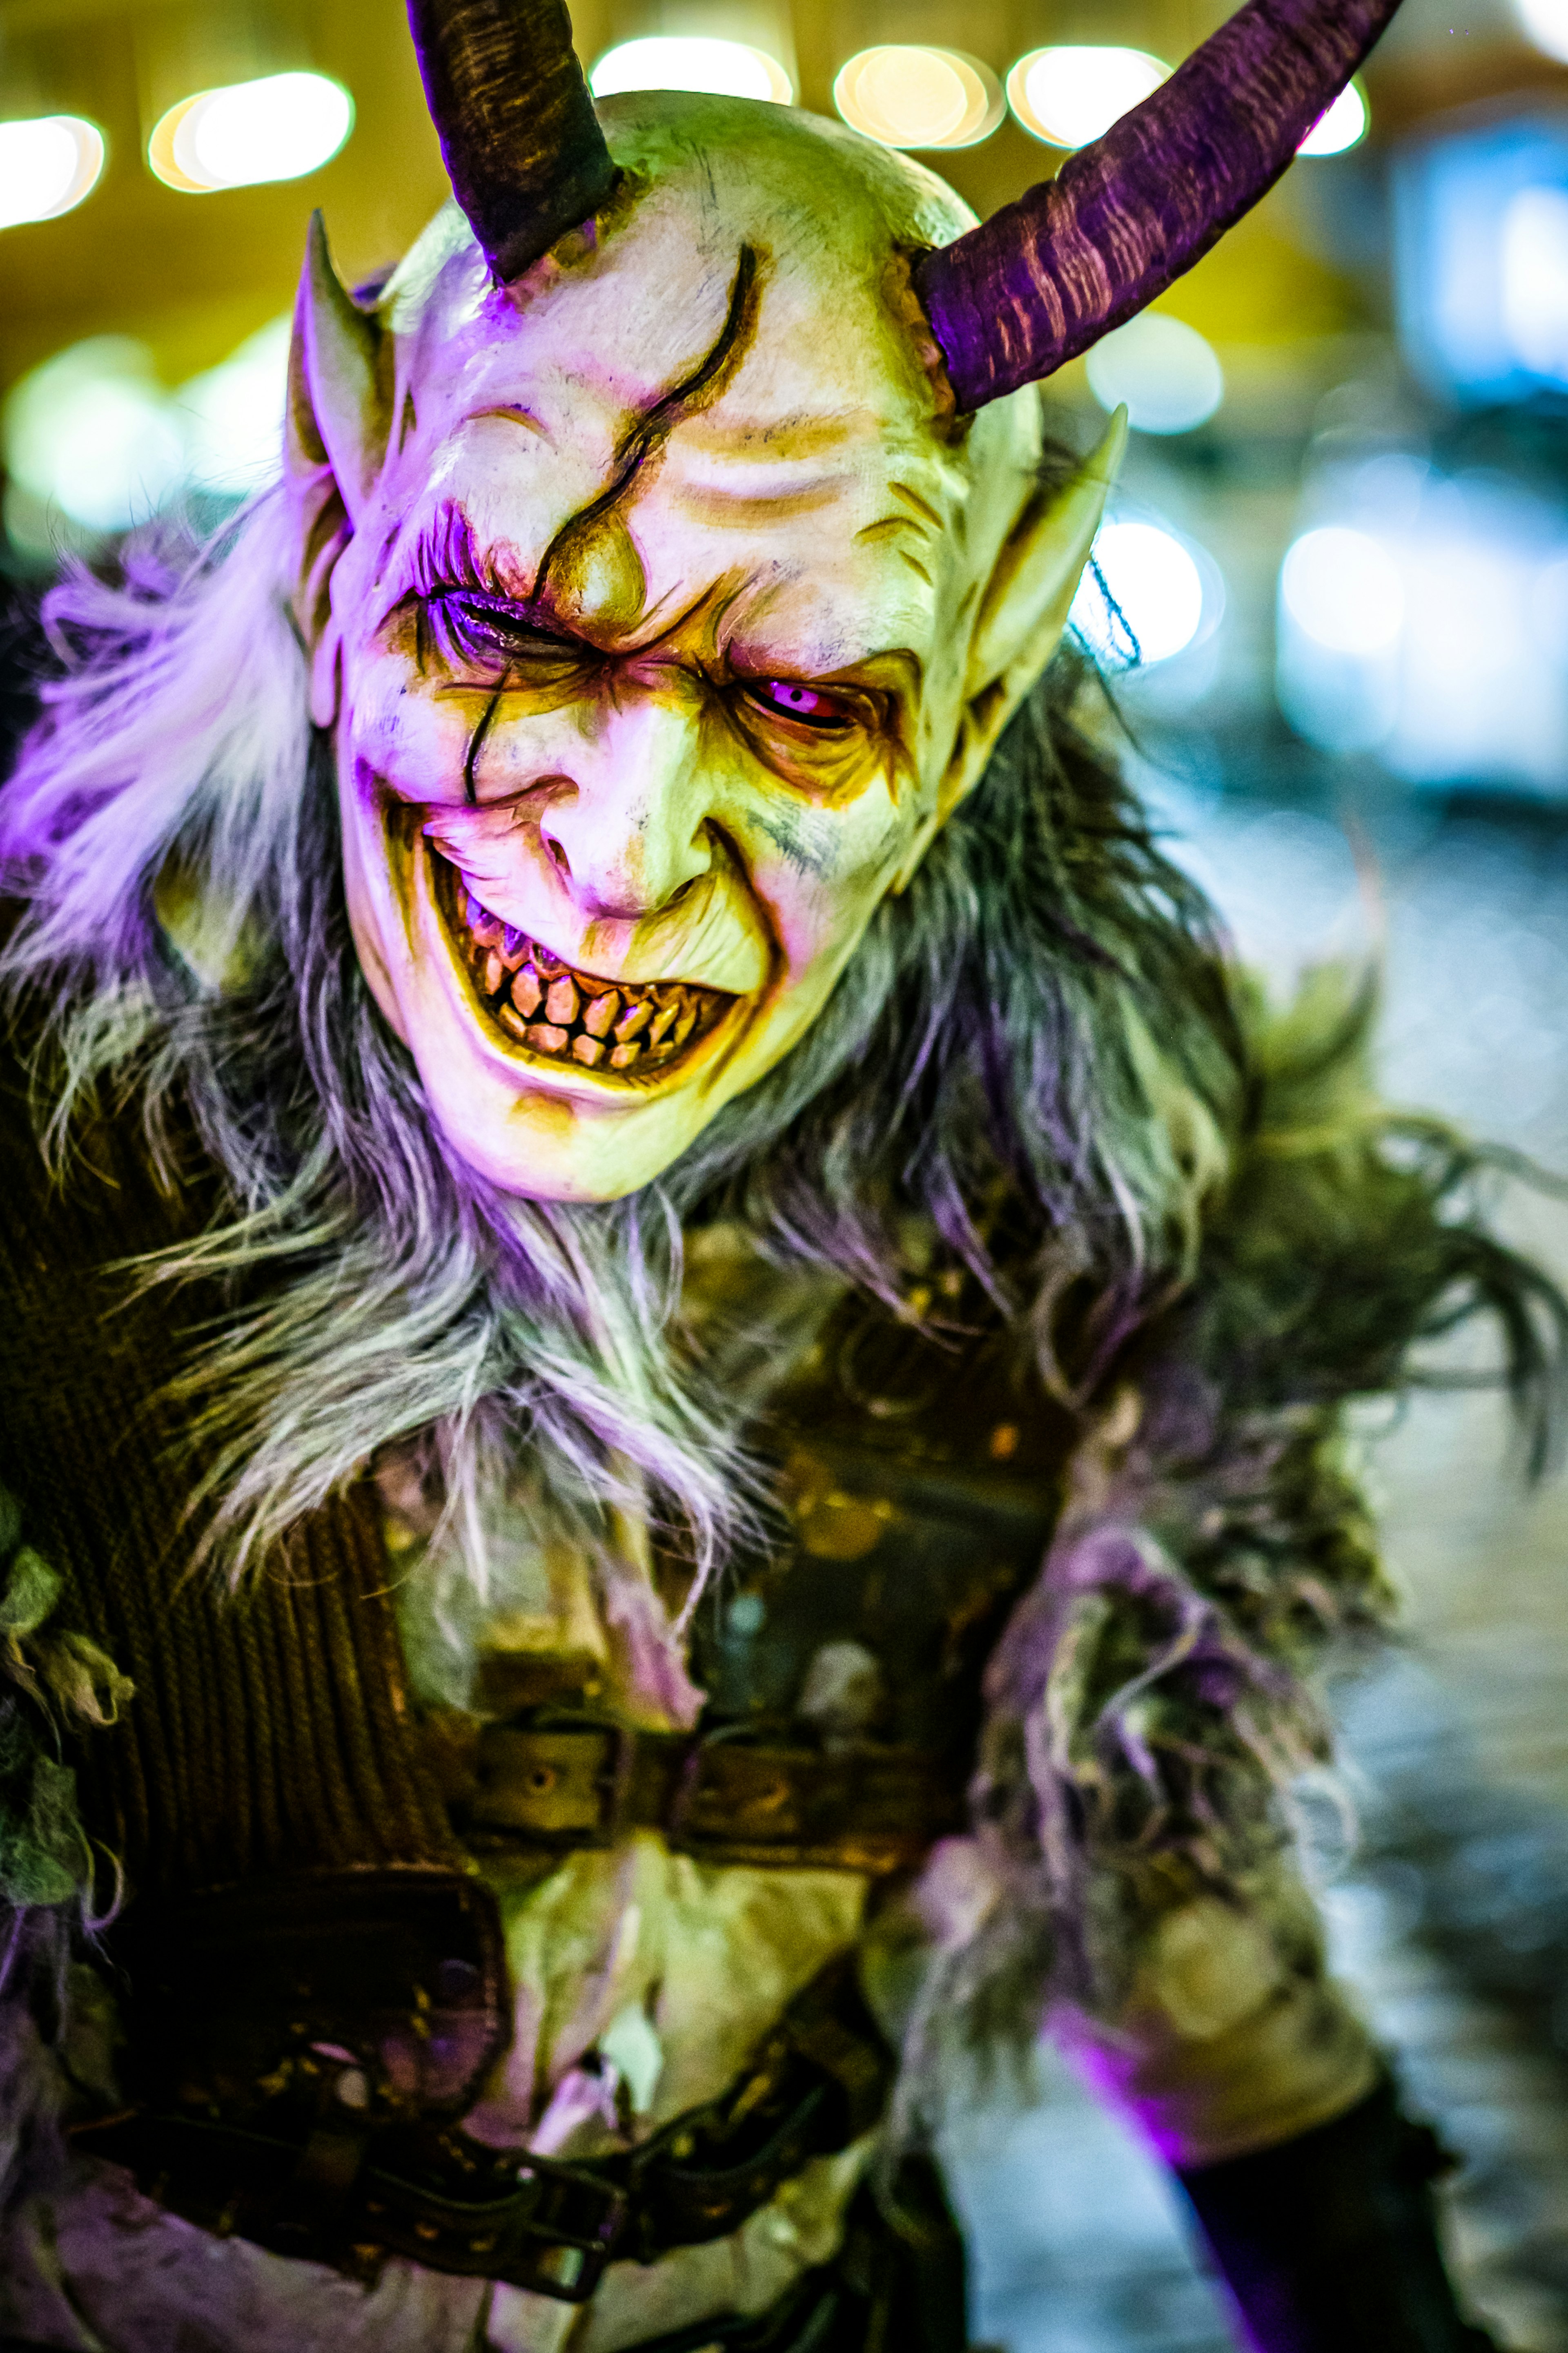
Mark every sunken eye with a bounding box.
[742,679,858,732]
[423,590,585,674]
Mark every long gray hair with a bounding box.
[0,481,1238,1606]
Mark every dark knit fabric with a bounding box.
[0,1048,458,1899]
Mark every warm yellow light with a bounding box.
[1006,46,1169,149]
[0,116,105,230]
[833,47,1002,151]
[1296,80,1368,156]
[149,71,353,194]
[588,37,792,104]
[1517,0,1568,64]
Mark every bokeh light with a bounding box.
[4,340,186,535]
[1073,520,1208,666]
[175,317,291,495]
[833,47,1001,149]
[1281,526,1404,652]
[1085,314,1224,434]
[1297,81,1368,156]
[1516,0,1568,64]
[1501,185,1568,383]
[149,72,353,194]
[1006,47,1169,149]
[0,116,105,230]
[2,316,291,553]
[589,38,793,103]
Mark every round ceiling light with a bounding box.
[1072,517,1210,667]
[833,47,1002,150]
[1280,526,1404,653]
[1006,46,1169,149]
[1085,313,1225,435]
[589,38,792,104]
[1296,80,1368,156]
[1517,0,1568,65]
[3,337,186,534]
[149,71,353,194]
[0,116,106,231]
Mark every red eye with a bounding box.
[749,679,851,729]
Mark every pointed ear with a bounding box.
[286,214,390,717]
[896,409,1126,885]
[287,212,388,518]
[965,406,1126,720]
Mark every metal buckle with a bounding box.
[360,2146,630,2301]
[489,2152,631,2301]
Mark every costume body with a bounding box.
[0,1012,1503,2351]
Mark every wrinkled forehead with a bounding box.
[359,96,1040,669]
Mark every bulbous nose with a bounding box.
[539,696,714,922]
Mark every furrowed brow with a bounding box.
[396,499,531,604]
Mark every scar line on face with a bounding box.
[463,689,503,805]
[533,244,763,602]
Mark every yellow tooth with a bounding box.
[572,1035,607,1068]
[583,989,619,1038]
[648,1000,678,1046]
[481,949,505,997]
[609,1040,643,1069]
[614,998,652,1042]
[513,967,543,1017]
[526,1023,570,1055]
[546,975,580,1027]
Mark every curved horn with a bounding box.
[406,0,618,283]
[913,0,1401,412]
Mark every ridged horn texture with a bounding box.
[913,0,1403,412]
[406,0,618,282]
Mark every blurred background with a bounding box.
[3,0,1568,2345]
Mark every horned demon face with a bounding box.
[286,0,1396,1203]
[292,102,1115,1201]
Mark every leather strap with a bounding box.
[433,1713,964,1877]
[73,1951,893,2303]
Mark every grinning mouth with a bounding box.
[432,855,736,1076]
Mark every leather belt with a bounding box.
[433,1714,964,1877]
[72,1951,893,2303]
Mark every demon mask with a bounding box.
[286,0,1398,1206]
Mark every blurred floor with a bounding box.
[944,779,1568,2353]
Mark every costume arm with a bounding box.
[966,976,1559,2349]
[1177,2075,1503,2353]
[1060,1867,1501,2352]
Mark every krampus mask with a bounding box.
[289,0,1398,1204]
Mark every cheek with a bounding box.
[741,786,911,981]
[342,645,474,804]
